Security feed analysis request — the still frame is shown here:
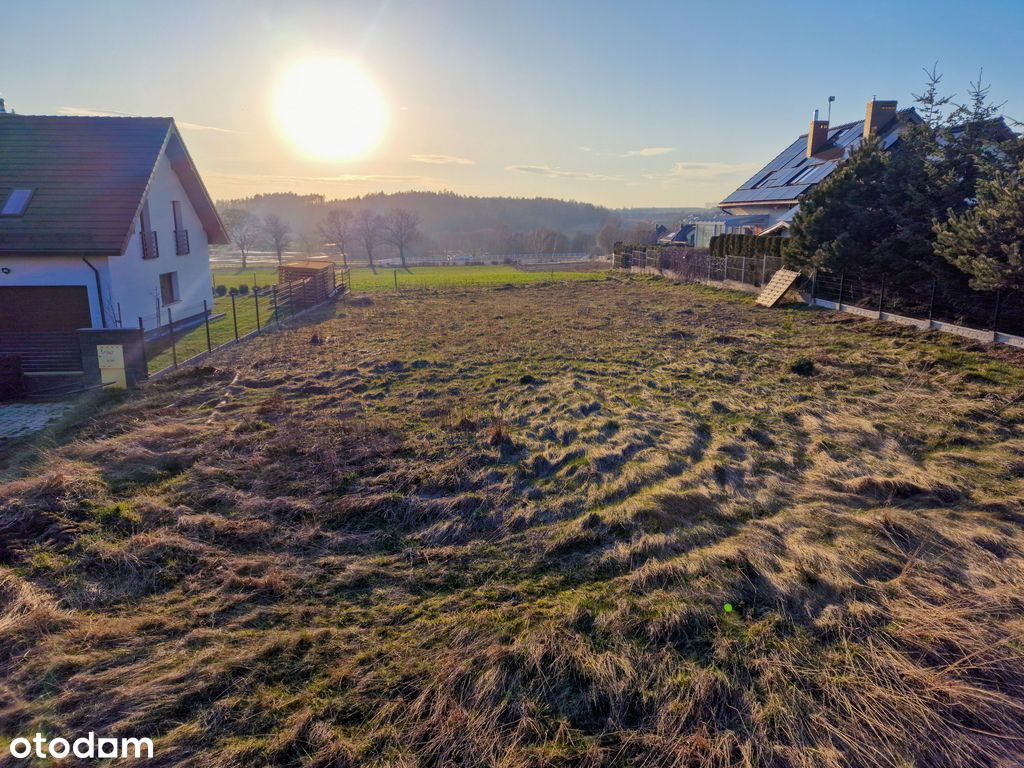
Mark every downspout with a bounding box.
[82,257,107,328]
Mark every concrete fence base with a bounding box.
[623,266,1024,350]
[809,297,1023,348]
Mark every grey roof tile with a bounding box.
[0,115,227,255]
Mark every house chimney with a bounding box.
[864,98,898,139]
[807,108,829,157]
[0,98,6,114]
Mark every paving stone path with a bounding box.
[0,402,74,441]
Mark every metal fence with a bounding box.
[614,247,784,289]
[809,271,1023,339]
[144,267,349,375]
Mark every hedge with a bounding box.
[709,233,788,260]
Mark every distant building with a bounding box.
[718,98,925,235]
[658,223,695,246]
[0,115,227,333]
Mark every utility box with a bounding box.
[96,344,127,389]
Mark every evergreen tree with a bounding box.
[786,137,892,273]
[936,161,1024,291]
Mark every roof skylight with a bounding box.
[0,188,34,216]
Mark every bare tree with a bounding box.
[381,208,421,270]
[222,208,260,269]
[297,231,321,258]
[355,210,383,273]
[319,208,353,267]
[262,213,291,265]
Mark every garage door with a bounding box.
[0,286,93,332]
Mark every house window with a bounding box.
[1,188,34,216]
[172,200,190,255]
[140,199,158,259]
[159,272,180,305]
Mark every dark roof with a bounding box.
[0,115,227,256]
[720,109,920,209]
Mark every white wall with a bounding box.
[108,150,213,330]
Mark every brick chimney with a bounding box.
[807,109,829,157]
[864,98,898,139]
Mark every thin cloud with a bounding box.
[57,106,233,133]
[208,172,447,186]
[622,146,675,158]
[410,154,475,166]
[173,121,233,134]
[505,164,623,182]
[642,161,760,183]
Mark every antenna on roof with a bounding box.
[827,95,835,123]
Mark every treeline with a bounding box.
[786,67,1024,295]
[215,190,619,262]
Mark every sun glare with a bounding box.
[273,56,387,161]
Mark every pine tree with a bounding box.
[935,161,1024,291]
[786,137,892,273]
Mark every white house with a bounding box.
[718,99,921,234]
[0,115,227,333]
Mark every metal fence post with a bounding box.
[707,254,712,282]
[993,289,1002,335]
[167,307,177,368]
[809,270,817,305]
[231,292,239,341]
[928,279,936,324]
[394,270,399,291]
[761,252,768,286]
[877,274,886,316]
[203,299,212,352]
[272,285,281,329]
[724,255,729,282]
[254,289,261,331]
[138,317,148,372]
[740,257,746,284]
[837,273,845,311]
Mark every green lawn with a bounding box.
[147,291,272,373]
[347,264,606,291]
[212,263,607,294]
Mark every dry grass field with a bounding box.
[3,275,1024,767]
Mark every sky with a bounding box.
[2,0,1022,209]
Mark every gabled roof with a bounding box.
[0,115,227,256]
[658,223,695,244]
[719,109,920,209]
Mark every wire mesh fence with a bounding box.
[810,271,1023,338]
[614,246,1023,342]
[143,271,347,374]
[613,247,784,289]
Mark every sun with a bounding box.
[273,57,387,161]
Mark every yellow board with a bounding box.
[97,344,127,389]
[756,269,801,308]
